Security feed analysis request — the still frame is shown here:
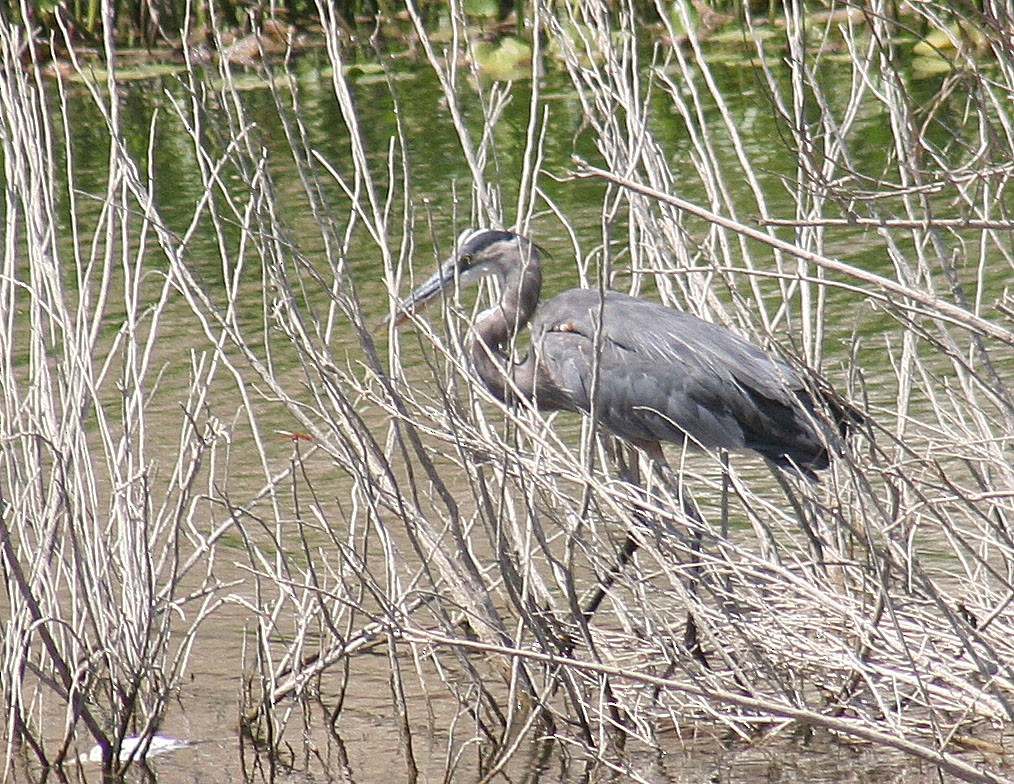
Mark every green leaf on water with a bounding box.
[463,0,501,18]
[913,22,987,58]
[911,55,955,79]
[473,36,532,81]
[60,63,187,83]
[343,62,387,76]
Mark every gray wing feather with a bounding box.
[530,289,829,467]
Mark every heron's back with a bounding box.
[529,289,836,474]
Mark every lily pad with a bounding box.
[913,22,987,58]
[464,0,501,18]
[473,36,532,81]
[57,62,186,83]
[911,54,955,78]
[343,62,387,76]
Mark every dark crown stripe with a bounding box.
[457,228,518,255]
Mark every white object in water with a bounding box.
[77,734,189,763]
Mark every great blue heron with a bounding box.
[396,228,846,470]
[394,228,852,650]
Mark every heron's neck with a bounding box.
[471,257,541,403]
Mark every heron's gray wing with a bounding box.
[531,289,829,468]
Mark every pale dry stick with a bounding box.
[320,364,525,697]
[874,8,1010,406]
[761,7,859,366]
[473,80,515,206]
[268,458,384,738]
[393,269,831,673]
[537,6,667,659]
[387,633,420,783]
[316,3,399,253]
[347,23,631,744]
[573,163,1013,346]
[54,25,381,758]
[548,4,691,307]
[472,668,565,784]
[389,302,714,692]
[635,66,727,312]
[465,472,607,761]
[891,69,1010,477]
[0,40,113,763]
[269,16,410,360]
[400,328,602,746]
[758,217,1014,230]
[626,490,838,639]
[255,578,443,707]
[856,471,1014,725]
[575,150,1009,714]
[863,18,987,315]
[635,461,1011,726]
[170,27,389,489]
[209,6,1001,770]
[858,5,1013,590]
[730,1,1005,722]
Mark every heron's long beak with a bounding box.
[388,258,457,326]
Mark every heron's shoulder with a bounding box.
[533,288,801,388]
[535,288,701,333]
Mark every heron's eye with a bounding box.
[459,254,473,268]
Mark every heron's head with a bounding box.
[392,228,541,325]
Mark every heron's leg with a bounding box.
[581,532,640,620]
[720,450,730,541]
[642,442,709,666]
[580,441,645,620]
[580,439,686,620]
[766,459,828,576]
[581,441,708,666]
[675,484,708,666]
